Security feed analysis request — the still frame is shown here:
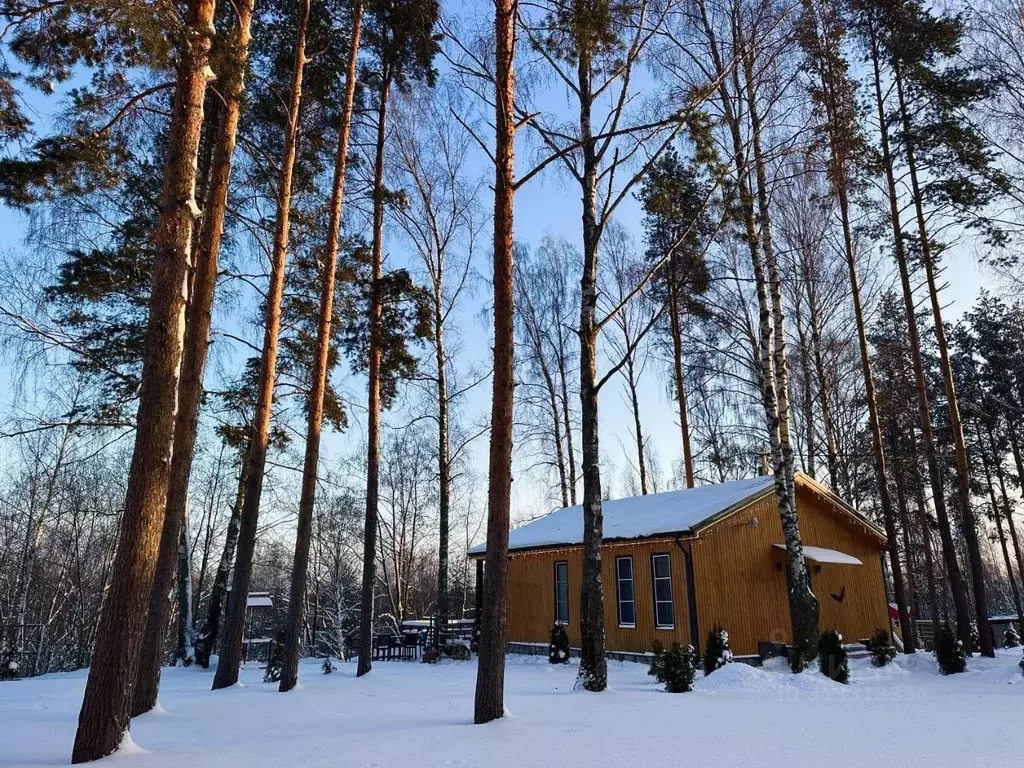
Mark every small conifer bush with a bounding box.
[865,628,896,667]
[470,617,480,654]
[934,625,967,675]
[1003,623,1020,649]
[649,641,697,693]
[0,645,20,681]
[703,625,733,676]
[818,629,849,683]
[322,656,336,674]
[263,630,285,683]
[549,624,570,664]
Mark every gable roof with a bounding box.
[467,472,885,556]
[468,475,775,555]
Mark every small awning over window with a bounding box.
[773,543,862,566]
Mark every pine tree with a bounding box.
[280,0,365,695]
[473,0,519,724]
[213,0,313,691]
[934,624,967,674]
[549,625,570,664]
[818,629,850,683]
[354,0,441,680]
[702,625,733,675]
[638,148,714,489]
[72,0,218,760]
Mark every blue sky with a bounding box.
[0,5,998,528]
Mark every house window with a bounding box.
[554,560,569,625]
[651,553,675,629]
[616,556,635,627]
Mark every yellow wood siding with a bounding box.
[506,539,692,653]
[690,485,889,656]
[500,480,890,658]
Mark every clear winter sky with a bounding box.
[0,2,995,531]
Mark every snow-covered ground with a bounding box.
[1,651,1022,767]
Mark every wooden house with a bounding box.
[469,473,892,658]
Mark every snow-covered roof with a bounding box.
[247,593,273,608]
[469,475,776,555]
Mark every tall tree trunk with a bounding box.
[989,425,1024,611]
[474,0,517,724]
[280,0,362,694]
[71,1,216,760]
[576,42,608,694]
[668,277,694,488]
[435,278,451,646]
[133,0,254,713]
[626,355,648,495]
[866,25,973,650]
[556,341,578,504]
[806,276,839,488]
[980,425,1024,623]
[892,60,993,656]
[1004,430,1024,586]
[194,446,247,668]
[793,299,815,479]
[910,436,941,642]
[176,515,196,664]
[809,16,914,650]
[733,37,817,655]
[891,429,921,648]
[212,0,310,689]
[356,67,394,679]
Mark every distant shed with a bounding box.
[469,472,891,658]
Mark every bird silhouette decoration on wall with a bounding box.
[830,586,846,604]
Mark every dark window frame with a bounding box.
[615,555,636,628]
[554,560,569,625]
[651,552,675,629]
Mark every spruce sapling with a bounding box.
[818,629,849,683]
[703,624,733,676]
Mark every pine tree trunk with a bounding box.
[909,427,942,640]
[356,67,393,679]
[988,424,1024,617]
[866,28,973,650]
[668,276,694,488]
[891,431,920,649]
[811,27,914,650]
[194,447,247,668]
[280,0,362,693]
[71,1,216,760]
[576,43,608,694]
[1004,431,1024,586]
[892,62,993,657]
[133,0,254,714]
[980,425,1024,623]
[212,0,310,689]
[473,0,517,724]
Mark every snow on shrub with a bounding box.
[470,617,480,654]
[549,625,570,664]
[0,646,20,681]
[817,630,849,684]
[322,657,336,674]
[934,625,967,675]
[1003,623,1020,649]
[865,628,896,667]
[649,640,697,693]
[702,624,733,676]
